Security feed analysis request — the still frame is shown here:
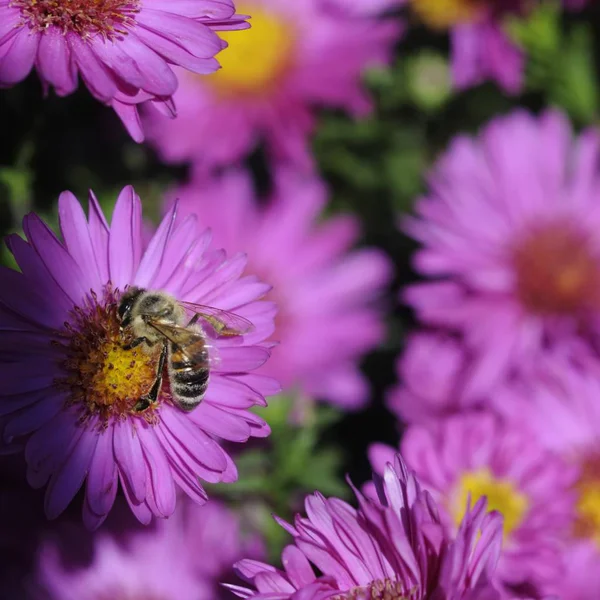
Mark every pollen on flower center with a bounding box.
[574,454,600,546]
[333,579,411,600]
[56,289,163,423]
[12,0,140,39]
[453,468,529,539]
[410,0,485,30]
[207,2,296,97]
[512,222,600,316]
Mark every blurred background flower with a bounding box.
[143,0,402,170]
[371,412,576,597]
[169,168,392,411]
[2,0,600,596]
[14,496,262,600]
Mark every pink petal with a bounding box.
[109,185,143,289]
[36,27,77,95]
[0,28,39,85]
[113,419,146,503]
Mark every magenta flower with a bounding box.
[233,476,503,600]
[37,498,263,600]
[168,169,391,410]
[371,412,576,597]
[403,110,600,397]
[386,332,483,424]
[231,454,503,600]
[0,0,248,141]
[0,186,278,527]
[144,0,402,170]
[497,354,600,599]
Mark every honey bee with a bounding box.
[117,286,258,413]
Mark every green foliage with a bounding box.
[510,1,600,124]
[208,395,349,560]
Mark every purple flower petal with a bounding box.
[58,191,102,291]
[36,27,77,95]
[86,428,118,518]
[108,186,143,289]
[44,429,98,519]
[0,28,38,85]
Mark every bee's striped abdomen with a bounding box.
[169,341,210,411]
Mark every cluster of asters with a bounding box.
[386,109,600,599]
[0,0,598,599]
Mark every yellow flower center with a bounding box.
[453,468,529,539]
[208,2,296,97]
[58,290,163,424]
[512,222,600,316]
[410,0,484,30]
[574,456,600,546]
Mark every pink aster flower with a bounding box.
[36,498,263,600]
[230,453,503,600]
[0,185,278,528]
[371,412,577,597]
[168,169,391,410]
[403,109,600,398]
[386,331,484,424]
[144,0,402,170]
[496,354,600,600]
[0,0,248,142]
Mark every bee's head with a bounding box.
[117,286,144,332]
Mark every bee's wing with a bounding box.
[178,301,254,337]
[145,319,208,363]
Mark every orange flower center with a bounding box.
[512,222,600,316]
[207,2,296,97]
[55,290,164,424]
[12,0,140,39]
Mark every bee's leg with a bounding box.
[123,336,153,351]
[134,344,167,412]
[187,314,200,327]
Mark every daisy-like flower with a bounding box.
[230,453,503,600]
[496,354,600,600]
[169,169,391,410]
[371,413,576,597]
[144,0,402,170]
[36,498,263,600]
[0,0,248,141]
[403,109,600,398]
[0,186,278,528]
[386,332,482,424]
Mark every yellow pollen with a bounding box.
[12,0,140,39]
[57,291,163,423]
[453,468,529,540]
[512,222,600,316]
[207,2,296,97]
[86,343,157,407]
[410,0,484,30]
[574,456,600,546]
